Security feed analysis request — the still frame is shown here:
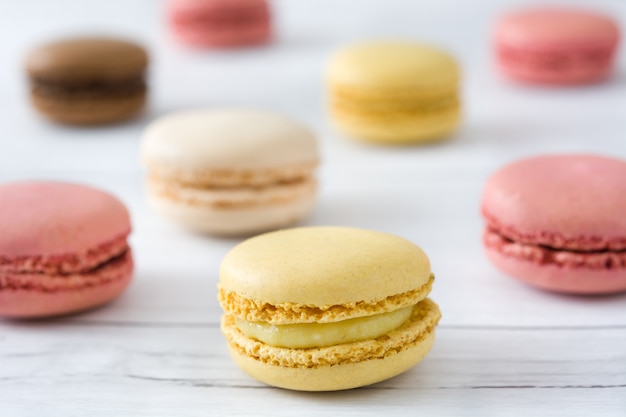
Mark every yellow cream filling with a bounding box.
[235,305,414,349]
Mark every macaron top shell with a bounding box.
[0,181,131,259]
[496,9,620,51]
[219,227,431,306]
[141,109,318,170]
[26,37,148,82]
[482,154,626,251]
[169,0,268,17]
[328,41,459,92]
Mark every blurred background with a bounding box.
[1,1,626,414]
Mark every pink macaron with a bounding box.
[167,0,271,48]
[481,154,626,295]
[0,181,134,318]
[495,8,620,85]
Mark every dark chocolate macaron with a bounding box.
[26,37,148,125]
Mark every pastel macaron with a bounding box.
[26,37,148,125]
[481,154,626,294]
[327,41,461,144]
[141,109,319,236]
[218,227,441,391]
[495,8,620,85]
[167,0,271,47]
[0,181,133,318]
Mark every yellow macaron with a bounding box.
[218,226,441,391]
[327,41,461,144]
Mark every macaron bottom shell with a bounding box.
[485,245,626,294]
[332,105,460,145]
[227,332,435,391]
[30,90,146,125]
[496,51,614,85]
[0,251,133,318]
[148,191,316,236]
[221,299,440,391]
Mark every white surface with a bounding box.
[1,0,626,416]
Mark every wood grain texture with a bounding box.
[1,0,626,415]
[1,324,625,416]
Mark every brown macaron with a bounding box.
[25,37,148,125]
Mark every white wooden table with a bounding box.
[1,1,626,415]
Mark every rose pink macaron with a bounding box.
[167,0,271,48]
[481,154,626,294]
[0,181,134,318]
[495,8,620,84]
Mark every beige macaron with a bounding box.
[140,109,319,236]
[218,227,441,391]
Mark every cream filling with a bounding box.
[235,305,414,348]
